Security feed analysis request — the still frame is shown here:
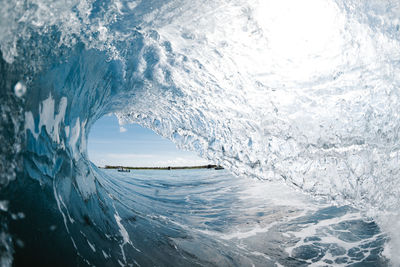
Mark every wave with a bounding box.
[0,0,399,265]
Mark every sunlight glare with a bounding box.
[254,0,345,80]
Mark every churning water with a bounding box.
[0,0,400,265]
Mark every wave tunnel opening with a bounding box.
[87,114,210,169]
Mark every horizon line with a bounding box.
[100,164,223,170]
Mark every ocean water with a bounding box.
[6,168,388,266]
[92,169,389,266]
[1,0,400,265]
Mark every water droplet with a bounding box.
[14,81,26,98]
[16,239,24,248]
[0,200,9,212]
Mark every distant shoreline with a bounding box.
[101,164,223,170]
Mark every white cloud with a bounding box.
[119,126,127,133]
[153,156,209,167]
[89,152,209,168]
[106,153,154,159]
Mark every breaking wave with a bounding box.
[0,0,400,265]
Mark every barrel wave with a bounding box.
[0,0,399,266]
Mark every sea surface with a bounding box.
[3,168,389,266]
[82,168,387,266]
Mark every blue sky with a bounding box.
[88,114,209,167]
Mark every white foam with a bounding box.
[284,211,366,257]
[68,118,80,158]
[114,212,130,245]
[87,240,96,252]
[24,95,68,145]
[102,250,110,259]
[0,201,9,212]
